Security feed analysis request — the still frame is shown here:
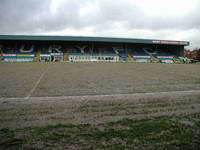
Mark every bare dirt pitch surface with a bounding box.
[0,62,200,98]
[0,62,200,149]
[0,90,200,129]
[0,91,200,149]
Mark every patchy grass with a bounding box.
[0,115,200,150]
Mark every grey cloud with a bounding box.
[0,0,199,33]
[0,0,50,33]
[0,0,91,34]
[0,0,199,48]
[94,0,200,30]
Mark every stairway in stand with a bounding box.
[128,55,133,61]
[151,56,160,63]
[35,53,40,62]
[64,53,69,61]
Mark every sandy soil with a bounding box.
[0,62,200,98]
[0,90,199,129]
[0,62,200,149]
[0,62,199,129]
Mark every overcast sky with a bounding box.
[0,0,199,49]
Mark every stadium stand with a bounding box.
[68,47,119,62]
[114,48,128,61]
[155,51,175,63]
[132,49,151,62]
[143,48,176,63]
[0,35,190,63]
[20,45,34,53]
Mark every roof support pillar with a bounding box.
[91,42,94,53]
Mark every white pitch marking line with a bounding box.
[29,89,200,100]
[0,89,199,101]
[25,65,49,99]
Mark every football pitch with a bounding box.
[0,62,200,149]
[0,62,200,98]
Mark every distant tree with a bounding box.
[192,47,200,51]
